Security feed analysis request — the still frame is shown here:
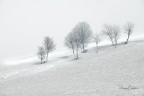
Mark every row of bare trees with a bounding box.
[37,36,55,64]
[65,22,134,57]
[102,22,134,46]
[36,22,134,63]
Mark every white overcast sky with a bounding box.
[0,0,144,62]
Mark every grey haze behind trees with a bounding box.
[43,36,55,62]
[124,22,134,44]
[37,46,46,64]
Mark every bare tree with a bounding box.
[37,46,46,64]
[71,26,82,59]
[74,22,92,51]
[43,36,55,62]
[93,33,102,53]
[124,22,134,44]
[102,24,114,46]
[66,22,92,59]
[64,32,75,54]
[73,31,81,59]
[113,25,120,48]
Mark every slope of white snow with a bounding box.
[0,40,144,96]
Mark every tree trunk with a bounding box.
[125,34,130,44]
[114,40,117,48]
[76,47,79,59]
[82,44,85,51]
[46,53,48,62]
[81,47,83,53]
[111,39,114,46]
[114,44,116,48]
[72,49,75,54]
[47,53,48,62]
[41,59,42,64]
[109,37,114,46]
[46,52,49,62]
[96,44,98,53]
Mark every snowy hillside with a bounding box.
[0,40,144,96]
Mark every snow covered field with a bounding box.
[0,40,144,96]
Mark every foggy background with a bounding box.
[0,0,144,62]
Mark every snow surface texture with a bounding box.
[0,40,144,96]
